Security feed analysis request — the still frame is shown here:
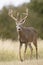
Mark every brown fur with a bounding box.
[18,26,38,61]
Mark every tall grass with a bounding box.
[0,39,43,61]
[0,50,18,61]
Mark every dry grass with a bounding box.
[0,39,43,65]
[0,59,43,65]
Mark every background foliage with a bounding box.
[0,0,43,40]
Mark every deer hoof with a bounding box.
[20,59,23,62]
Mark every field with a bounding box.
[0,39,43,65]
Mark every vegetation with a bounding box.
[0,0,43,40]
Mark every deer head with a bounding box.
[8,8,28,31]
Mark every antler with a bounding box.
[8,8,28,25]
[19,8,28,24]
[8,9,18,22]
[22,8,28,15]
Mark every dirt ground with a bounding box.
[0,39,43,65]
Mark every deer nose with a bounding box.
[18,28,21,30]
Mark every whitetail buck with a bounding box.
[8,8,38,61]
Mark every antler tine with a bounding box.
[8,9,13,16]
[8,9,18,22]
[26,8,28,15]
[19,8,28,24]
[16,12,19,20]
[26,8,28,13]
[22,8,28,15]
[17,12,19,17]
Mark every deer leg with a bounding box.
[28,43,33,59]
[35,44,38,59]
[19,43,23,61]
[33,41,38,59]
[24,44,27,60]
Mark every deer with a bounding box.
[8,8,38,61]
